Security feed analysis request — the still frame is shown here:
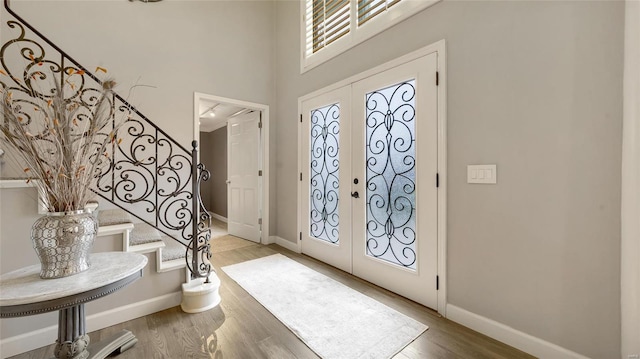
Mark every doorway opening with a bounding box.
[194,92,270,244]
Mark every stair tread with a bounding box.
[130,222,163,246]
[97,209,133,226]
[97,222,134,236]
[157,258,186,272]
[161,237,186,262]
[128,241,165,254]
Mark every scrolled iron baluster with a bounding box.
[189,141,213,280]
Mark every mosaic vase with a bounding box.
[31,210,97,279]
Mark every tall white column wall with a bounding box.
[621,1,640,357]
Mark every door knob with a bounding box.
[226,180,231,184]
[351,191,359,198]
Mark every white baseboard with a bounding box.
[87,291,182,331]
[0,322,57,359]
[270,235,300,253]
[445,304,590,359]
[209,212,227,223]
[0,292,181,359]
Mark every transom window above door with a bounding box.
[301,0,441,73]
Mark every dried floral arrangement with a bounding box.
[0,71,126,213]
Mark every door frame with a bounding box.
[194,92,270,244]
[297,40,447,315]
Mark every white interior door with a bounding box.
[228,111,261,243]
[351,54,439,308]
[300,86,352,273]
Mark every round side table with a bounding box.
[0,252,148,359]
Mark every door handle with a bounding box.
[226,180,231,184]
[351,191,359,198]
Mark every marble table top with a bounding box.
[0,252,147,307]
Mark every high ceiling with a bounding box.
[198,99,247,132]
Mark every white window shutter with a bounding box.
[357,0,402,26]
[305,0,351,57]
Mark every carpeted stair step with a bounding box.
[161,237,186,261]
[97,209,133,226]
[124,222,165,254]
[95,209,166,255]
[96,208,133,235]
[96,208,134,239]
[156,236,187,272]
[94,207,187,274]
[130,222,163,246]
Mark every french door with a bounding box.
[301,53,439,309]
[300,86,352,273]
[351,54,439,308]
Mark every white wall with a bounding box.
[621,0,640,357]
[275,1,624,358]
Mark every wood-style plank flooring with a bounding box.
[10,233,535,359]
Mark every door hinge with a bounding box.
[300,172,302,181]
[258,170,263,176]
[258,120,262,129]
[436,173,440,188]
[300,114,302,123]
[299,232,302,241]
[436,71,439,86]
[436,275,439,290]
[258,218,262,225]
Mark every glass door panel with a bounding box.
[310,103,341,244]
[365,79,417,269]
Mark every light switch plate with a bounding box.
[467,164,497,184]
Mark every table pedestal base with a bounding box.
[53,305,137,359]
[55,334,90,359]
[55,305,89,359]
[87,330,138,359]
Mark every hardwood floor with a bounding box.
[10,237,535,359]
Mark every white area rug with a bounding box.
[221,254,428,359]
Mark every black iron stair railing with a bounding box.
[0,0,212,280]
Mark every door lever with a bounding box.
[351,191,359,198]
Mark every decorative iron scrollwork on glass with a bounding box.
[365,80,417,269]
[310,103,340,244]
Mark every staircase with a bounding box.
[96,208,187,273]
[1,0,218,313]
